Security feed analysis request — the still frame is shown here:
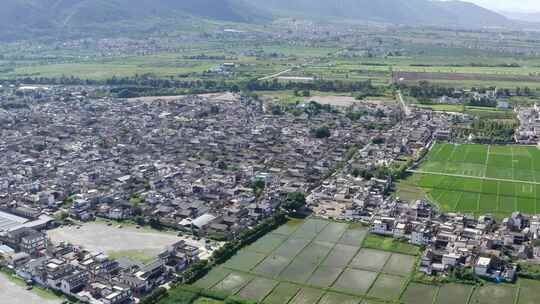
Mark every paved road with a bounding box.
[397,91,411,117]
[257,68,293,81]
[408,169,540,185]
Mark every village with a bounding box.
[1,84,540,303]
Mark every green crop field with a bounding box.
[185,218,537,304]
[400,143,540,217]
[193,218,421,304]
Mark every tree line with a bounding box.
[2,76,381,98]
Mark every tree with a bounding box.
[210,105,220,114]
[117,88,138,99]
[135,216,146,226]
[271,105,284,116]
[371,137,385,145]
[148,218,162,230]
[230,84,240,93]
[375,109,386,118]
[250,179,266,197]
[217,160,228,170]
[54,211,69,222]
[139,287,168,304]
[374,166,391,179]
[283,192,306,212]
[311,126,331,139]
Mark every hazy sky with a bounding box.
[466,0,540,12]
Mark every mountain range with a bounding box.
[0,0,263,40]
[500,11,540,23]
[0,0,514,41]
[252,0,510,28]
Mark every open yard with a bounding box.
[400,143,540,217]
[47,222,209,263]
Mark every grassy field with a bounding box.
[361,234,421,256]
[413,104,516,120]
[400,143,540,217]
[106,249,157,265]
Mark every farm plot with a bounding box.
[400,283,438,304]
[262,282,300,304]
[350,249,391,272]
[518,279,540,304]
[367,274,406,301]
[434,283,473,304]
[469,284,517,304]
[211,272,254,294]
[331,268,378,295]
[196,218,418,303]
[222,250,268,272]
[289,287,324,304]
[193,267,231,289]
[236,277,278,302]
[318,292,362,304]
[405,143,540,216]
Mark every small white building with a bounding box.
[411,228,432,246]
[474,257,492,277]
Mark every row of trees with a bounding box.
[402,81,536,101]
[244,78,377,93]
[457,120,517,143]
[468,97,496,108]
[404,81,456,99]
[3,76,380,98]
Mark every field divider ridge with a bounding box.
[483,145,491,178]
[407,169,540,185]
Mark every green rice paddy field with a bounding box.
[193,218,414,303]
[191,218,534,304]
[403,143,540,217]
